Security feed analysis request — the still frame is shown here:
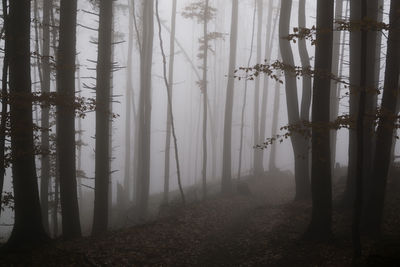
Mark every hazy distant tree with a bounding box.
[238,0,256,180]
[6,0,48,247]
[163,0,178,203]
[57,0,81,238]
[93,0,114,235]
[136,0,154,217]
[221,0,238,194]
[253,0,263,176]
[279,0,309,200]
[365,0,400,236]
[307,0,334,239]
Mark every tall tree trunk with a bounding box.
[307,0,334,239]
[221,0,238,194]
[124,0,134,207]
[201,0,209,200]
[136,0,154,217]
[365,0,400,236]
[6,0,48,247]
[93,0,114,235]
[279,0,309,200]
[40,0,52,235]
[57,0,81,238]
[163,0,177,204]
[259,0,274,172]
[155,0,185,205]
[329,0,343,170]
[253,0,263,176]
[0,0,9,221]
[344,0,361,205]
[269,77,281,171]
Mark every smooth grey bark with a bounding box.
[279,0,309,200]
[365,0,400,236]
[221,0,238,194]
[124,0,134,206]
[329,0,343,169]
[253,0,263,176]
[201,0,209,200]
[344,0,361,205]
[155,0,185,205]
[93,0,114,235]
[307,0,334,239]
[163,0,177,204]
[269,77,281,171]
[258,0,274,172]
[6,0,48,247]
[238,0,257,180]
[136,0,154,217]
[57,0,81,239]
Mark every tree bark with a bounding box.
[221,0,238,194]
[365,0,400,236]
[57,0,81,238]
[136,0,154,217]
[307,0,334,239]
[92,0,114,235]
[6,0,48,248]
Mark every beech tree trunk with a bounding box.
[92,0,114,235]
[136,0,154,217]
[6,0,48,247]
[221,0,238,194]
[57,0,81,238]
[279,0,309,200]
[307,0,334,239]
[365,0,400,236]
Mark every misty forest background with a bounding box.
[0,0,400,264]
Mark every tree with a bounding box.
[93,0,114,235]
[221,0,238,194]
[253,0,263,176]
[279,0,309,200]
[307,0,334,239]
[365,0,400,236]
[6,0,48,248]
[163,0,178,204]
[136,0,154,217]
[57,0,81,238]
[40,0,52,235]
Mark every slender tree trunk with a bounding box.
[221,0,238,194]
[201,0,209,200]
[253,0,263,176]
[307,0,334,239]
[238,0,257,180]
[39,0,52,235]
[57,0,81,239]
[6,0,48,247]
[163,0,177,204]
[156,0,185,205]
[124,0,134,207]
[329,0,343,170]
[344,0,361,205]
[93,0,114,235]
[259,0,274,172]
[269,77,281,171]
[279,0,309,200]
[0,0,9,220]
[365,0,400,236]
[136,0,154,217]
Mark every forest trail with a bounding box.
[1,172,400,266]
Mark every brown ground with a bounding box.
[1,170,399,266]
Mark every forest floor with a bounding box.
[1,170,400,266]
